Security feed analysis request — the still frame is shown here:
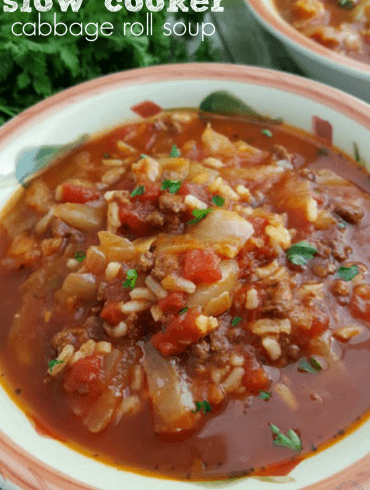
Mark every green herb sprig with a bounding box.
[337,265,359,281]
[187,208,213,225]
[170,145,181,158]
[161,180,182,194]
[192,400,212,414]
[123,269,138,290]
[131,185,145,197]
[270,424,302,452]
[287,241,317,266]
[74,251,86,262]
[298,357,322,374]
[212,195,225,207]
[48,359,65,372]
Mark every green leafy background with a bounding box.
[0,4,217,125]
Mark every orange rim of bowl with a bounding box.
[1,63,370,490]
[246,0,370,77]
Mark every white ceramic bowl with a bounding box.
[1,64,370,490]
[246,0,370,104]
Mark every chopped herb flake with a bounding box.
[287,241,317,266]
[140,154,148,159]
[48,359,65,371]
[74,251,86,262]
[123,269,138,290]
[232,316,242,326]
[261,129,273,138]
[131,185,145,197]
[187,208,213,225]
[337,265,359,281]
[270,424,302,452]
[103,153,110,159]
[259,391,271,400]
[212,195,225,207]
[161,180,182,194]
[298,357,322,374]
[317,148,329,156]
[338,0,354,8]
[170,145,181,158]
[192,400,212,414]
[179,307,189,315]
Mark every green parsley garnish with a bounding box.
[287,241,318,266]
[103,153,110,158]
[161,180,182,194]
[298,357,322,374]
[338,0,354,8]
[337,265,359,281]
[187,208,213,225]
[232,316,242,326]
[192,400,212,414]
[212,195,225,207]
[259,391,271,400]
[317,148,329,156]
[179,307,189,315]
[123,269,138,290]
[48,359,65,371]
[131,185,145,197]
[261,129,273,138]
[270,424,302,452]
[170,145,181,158]
[74,251,86,262]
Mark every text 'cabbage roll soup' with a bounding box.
[1,102,370,480]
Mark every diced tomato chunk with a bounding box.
[131,100,163,118]
[243,352,271,394]
[151,308,201,355]
[158,293,186,313]
[118,201,156,236]
[132,180,161,204]
[60,183,100,204]
[100,301,124,326]
[64,355,104,396]
[183,249,222,284]
[309,311,330,337]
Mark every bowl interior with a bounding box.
[1,65,370,490]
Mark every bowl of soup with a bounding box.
[1,63,370,490]
[246,0,370,104]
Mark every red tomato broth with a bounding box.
[0,110,370,480]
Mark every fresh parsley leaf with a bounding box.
[74,251,86,262]
[298,357,322,374]
[192,400,212,414]
[212,195,225,207]
[270,424,302,452]
[232,316,242,326]
[170,145,181,158]
[187,208,213,225]
[103,153,110,159]
[140,154,148,159]
[317,148,329,156]
[261,129,273,138]
[287,241,317,266]
[48,359,65,371]
[161,179,182,194]
[179,307,189,315]
[123,269,138,290]
[259,391,271,400]
[131,185,145,197]
[337,265,359,281]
